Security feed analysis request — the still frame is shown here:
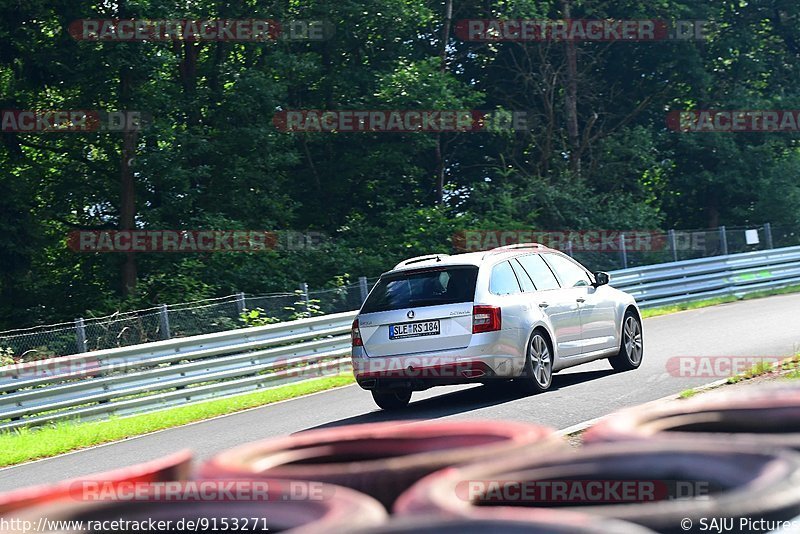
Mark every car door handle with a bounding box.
[538,302,549,308]
[576,298,586,303]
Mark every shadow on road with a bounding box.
[300,367,617,432]
[551,368,617,391]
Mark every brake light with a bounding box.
[472,305,501,333]
[351,318,363,346]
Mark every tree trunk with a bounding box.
[435,0,454,205]
[706,189,720,228]
[119,67,138,296]
[435,137,445,204]
[561,0,581,175]
[439,0,453,70]
[115,0,137,296]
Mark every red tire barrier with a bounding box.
[200,420,562,508]
[0,479,386,533]
[394,440,800,534]
[348,511,656,533]
[584,382,800,450]
[0,450,192,515]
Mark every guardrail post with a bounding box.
[301,283,310,315]
[235,292,246,314]
[620,233,628,269]
[359,276,369,303]
[668,229,678,262]
[719,226,728,255]
[159,304,171,340]
[75,318,87,353]
[764,223,774,249]
[566,239,574,257]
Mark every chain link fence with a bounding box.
[567,224,799,272]
[0,279,378,363]
[2,222,799,362]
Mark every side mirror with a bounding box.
[593,271,611,287]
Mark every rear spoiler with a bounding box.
[393,254,450,270]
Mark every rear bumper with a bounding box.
[351,338,523,391]
[355,361,498,390]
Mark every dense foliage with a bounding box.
[1,0,799,328]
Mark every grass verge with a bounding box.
[651,352,800,408]
[726,360,775,384]
[0,374,355,468]
[640,283,800,319]
[782,354,800,380]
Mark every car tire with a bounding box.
[609,309,643,372]
[393,440,800,533]
[346,513,656,533]
[584,382,800,451]
[372,389,412,410]
[200,420,562,509]
[518,330,554,393]
[0,450,192,515]
[7,481,387,534]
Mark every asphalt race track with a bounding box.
[1,293,798,490]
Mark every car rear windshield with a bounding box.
[361,266,479,313]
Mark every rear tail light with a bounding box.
[472,305,501,334]
[351,318,363,347]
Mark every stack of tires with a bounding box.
[391,383,800,534]
[1,383,799,533]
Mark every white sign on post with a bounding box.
[745,229,760,245]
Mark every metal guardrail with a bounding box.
[2,246,800,431]
[608,245,800,308]
[0,312,356,431]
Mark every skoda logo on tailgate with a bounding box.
[407,310,415,319]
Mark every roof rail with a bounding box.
[483,243,552,257]
[393,254,449,270]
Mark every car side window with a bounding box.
[516,254,560,290]
[510,259,537,292]
[543,253,592,288]
[489,261,522,295]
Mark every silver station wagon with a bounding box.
[351,243,644,410]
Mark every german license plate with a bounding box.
[389,320,440,339]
